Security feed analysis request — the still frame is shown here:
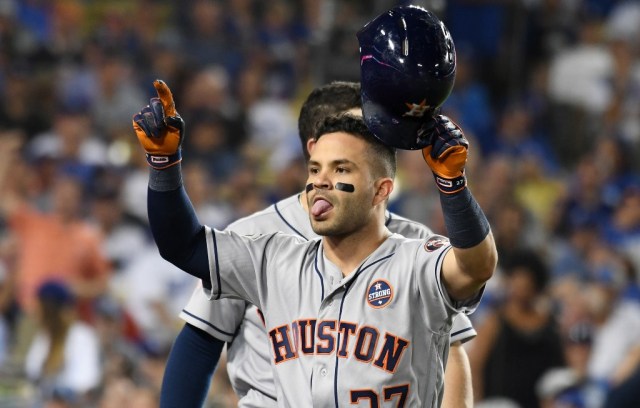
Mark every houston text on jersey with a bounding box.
[268,319,410,373]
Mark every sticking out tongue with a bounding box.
[311,199,333,217]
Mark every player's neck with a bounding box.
[322,220,391,277]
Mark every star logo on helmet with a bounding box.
[403,99,431,117]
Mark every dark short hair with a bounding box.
[313,114,396,179]
[501,249,549,293]
[298,81,362,161]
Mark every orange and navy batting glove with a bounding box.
[132,79,185,170]
[420,115,468,194]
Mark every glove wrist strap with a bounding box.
[432,171,466,194]
[146,150,182,169]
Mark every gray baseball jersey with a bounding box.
[180,194,477,407]
[200,222,482,407]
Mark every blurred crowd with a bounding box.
[0,0,639,407]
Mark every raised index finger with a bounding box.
[153,79,177,118]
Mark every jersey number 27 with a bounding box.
[350,384,409,407]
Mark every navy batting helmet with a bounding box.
[357,6,456,150]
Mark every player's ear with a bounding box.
[306,138,317,155]
[373,177,394,206]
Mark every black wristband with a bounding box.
[149,164,183,192]
[440,187,490,249]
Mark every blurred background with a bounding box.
[0,0,639,407]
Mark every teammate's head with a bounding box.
[298,81,362,161]
[306,114,396,237]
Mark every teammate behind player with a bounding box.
[162,81,478,407]
[133,80,497,406]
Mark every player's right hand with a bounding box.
[132,79,185,169]
[419,115,468,194]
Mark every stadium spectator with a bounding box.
[24,280,102,405]
[469,249,565,408]
[0,152,110,323]
[115,244,196,355]
[27,104,107,189]
[536,322,596,408]
[583,251,640,404]
[88,174,149,276]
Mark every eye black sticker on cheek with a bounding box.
[335,182,355,193]
[305,183,314,193]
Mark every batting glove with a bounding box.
[420,115,469,194]
[132,79,185,169]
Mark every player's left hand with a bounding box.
[420,115,468,194]
[132,79,185,169]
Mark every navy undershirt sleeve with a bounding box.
[147,186,211,285]
[439,187,490,249]
[160,323,225,408]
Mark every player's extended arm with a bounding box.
[132,79,211,283]
[442,341,473,408]
[421,115,498,301]
[133,81,230,407]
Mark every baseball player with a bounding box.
[132,79,497,406]
[162,82,478,408]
